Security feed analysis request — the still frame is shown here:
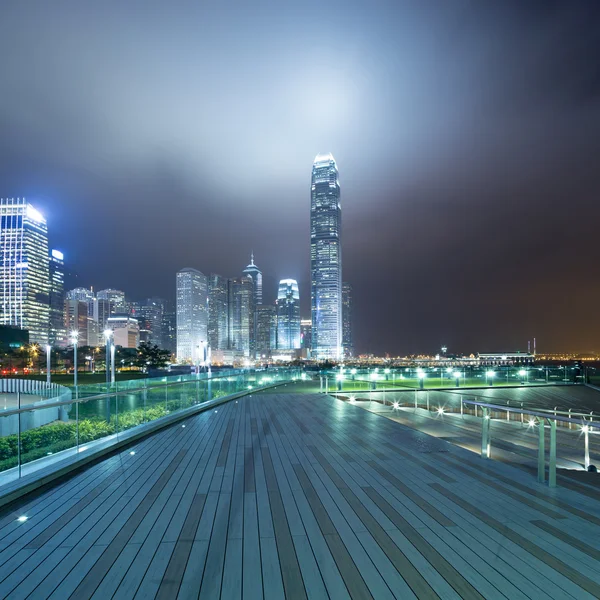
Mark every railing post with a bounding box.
[537,418,545,483]
[584,424,590,470]
[426,393,430,412]
[17,390,21,478]
[568,409,572,429]
[520,403,524,425]
[506,401,510,422]
[481,408,491,458]
[549,419,557,488]
[460,395,463,417]
[414,390,417,411]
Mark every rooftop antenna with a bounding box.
[533,337,536,356]
[250,250,254,265]
[528,340,531,354]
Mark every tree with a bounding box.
[135,342,171,370]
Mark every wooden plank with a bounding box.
[242,493,263,600]
[430,482,600,598]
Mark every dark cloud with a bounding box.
[1,0,600,354]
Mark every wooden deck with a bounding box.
[0,392,599,599]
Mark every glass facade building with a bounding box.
[242,253,262,306]
[208,274,230,351]
[176,268,208,363]
[310,154,342,359]
[342,281,354,357]
[255,304,276,357]
[48,249,66,346]
[276,279,301,350]
[0,198,51,344]
[229,276,254,357]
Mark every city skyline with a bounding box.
[1,2,600,354]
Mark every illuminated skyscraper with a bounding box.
[276,279,301,350]
[0,198,51,344]
[229,276,254,357]
[97,289,126,315]
[310,153,342,359]
[208,274,230,350]
[48,249,66,346]
[255,304,276,357]
[242,253,262,306]
[176,268,208,363]
[342,282,354,358]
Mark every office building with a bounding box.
[208,274,230,351]
[310,154,342,359]
[0,198,51,344]
[256,304,276,357]
[300,319,312,351]
[97,289,126,315]
[176,268,208,363]
[65,287,94,304]
[48,249,66,346]
[162,307,177,354]
[107,314,140,348]
[342,282,354,357]
[242,253,262,306]
[65,299,89,346]
[276,279,301,350]
[229,276,254,357]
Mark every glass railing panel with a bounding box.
[0,414,19,475]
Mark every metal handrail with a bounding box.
[0,370,290,418]
[462,400,600,429]
[463,399,598,487]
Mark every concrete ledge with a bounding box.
[0,381,288,509]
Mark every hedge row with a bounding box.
[0,388,229,472]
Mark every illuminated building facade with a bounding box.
[276,279,301,350]
[310,153,342,359]
[208,274,230,350]
[96,289,126,315]
[107,314,140,348]
[256,304,276,357]
[0,198,51,344]
[300,318,312,351]
[48,249,66,346]
[242,253,262,306]
[342,281,354,357]
[176,268,208,363]
[229,276,254,357]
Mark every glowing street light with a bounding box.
[103,329,113,387]
[45,344,51,385]
[518,369,527,384]
[453,371,461,387]
[486,370,495,386]
[417,369,426,390]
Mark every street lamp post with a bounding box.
[111,344,116,384]
[103,329,113,388]
[46,344,51,385]
[486,370,495,387]
[454,371,461,388]
[70,331,79,388]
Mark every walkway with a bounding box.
[0,392,599,599]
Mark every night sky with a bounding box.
[1,1,600,355]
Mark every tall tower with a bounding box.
[0,198,51,344]
[208,273,230,350]
[342,282,353,358]
[276,279,301,350]
[242,252,262,306]
[48,249,66,346]
[176,268,208,363]
[310,153,342,359]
